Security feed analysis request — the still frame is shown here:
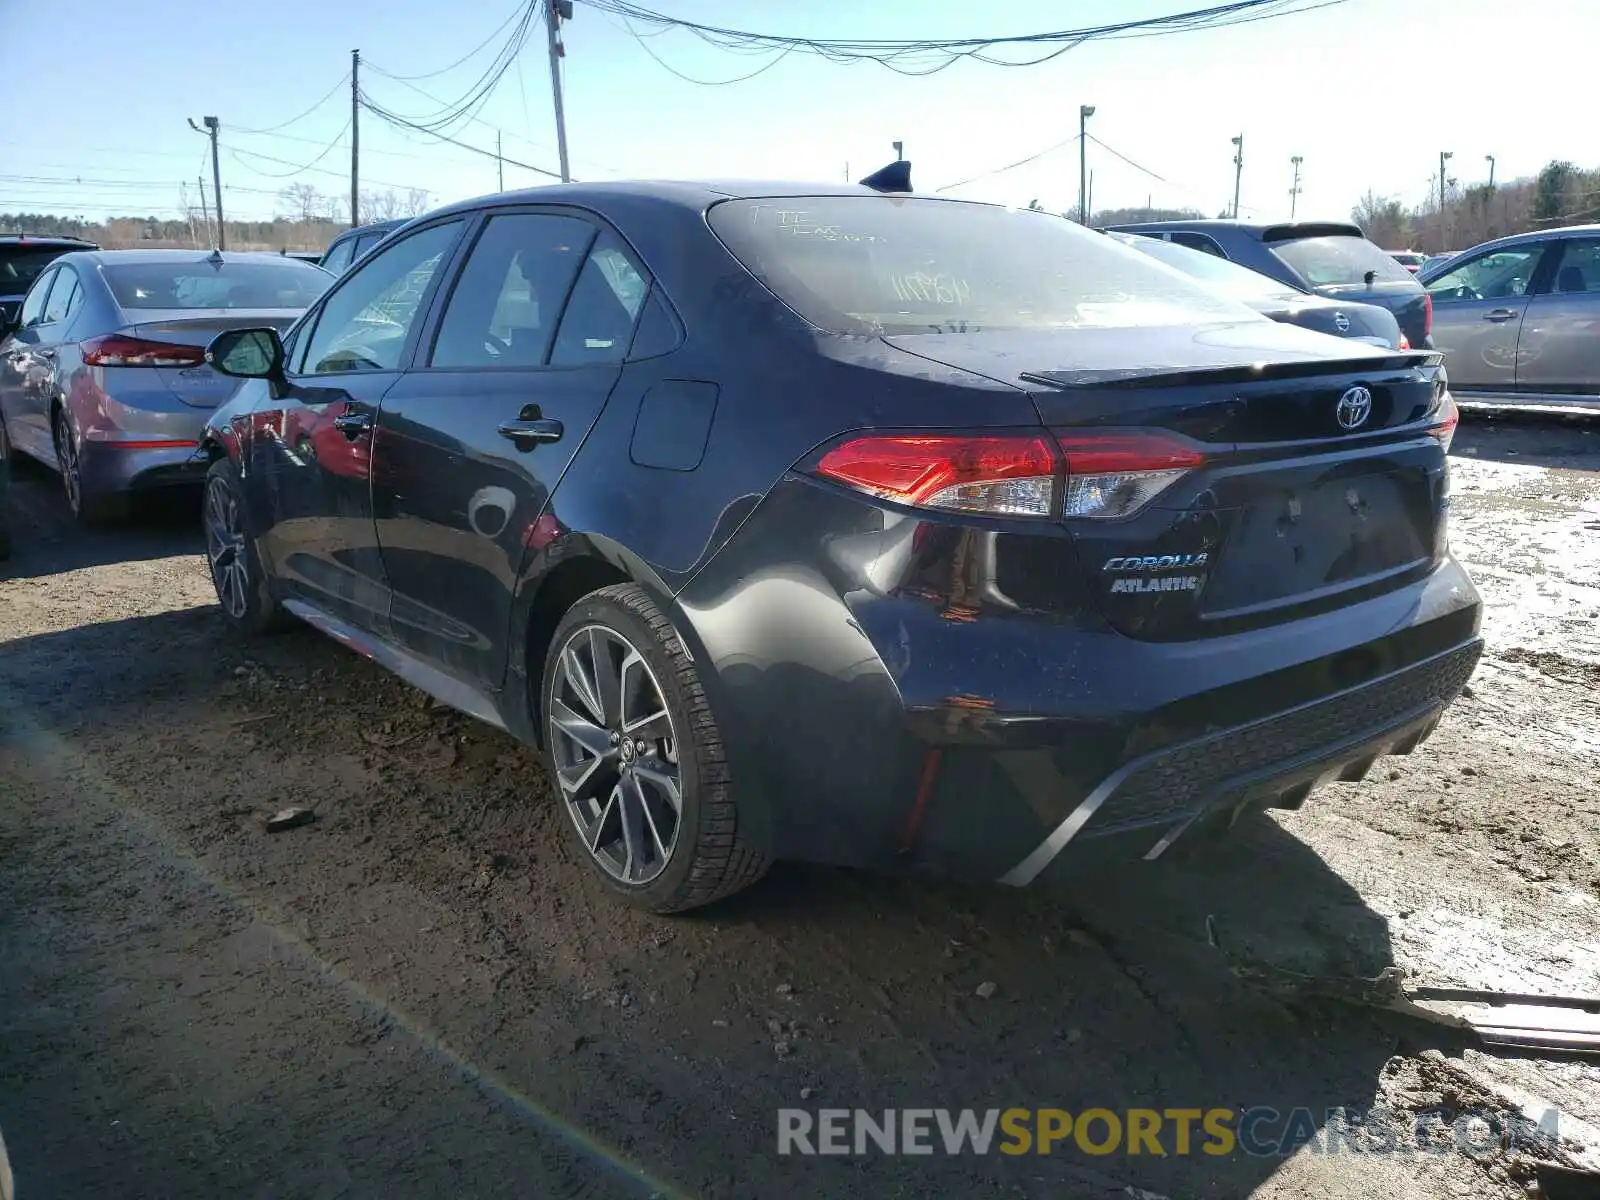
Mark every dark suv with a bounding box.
[1101,220,1433,350]
[199,181,1479,913]
[318,219,407,276]
[0,235,98,332]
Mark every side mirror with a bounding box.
[206,327,284,380]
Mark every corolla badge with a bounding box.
[1333,311,1351,333]
[1335,385,1373,430]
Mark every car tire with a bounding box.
[204,457,291,635]
[541,583,768,913]
[53,407,124,525]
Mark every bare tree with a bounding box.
[1350,191,1410,249]
[402,188,431,217]
[279,182,330,224]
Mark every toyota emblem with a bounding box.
[1333,311,1351,333]
[1336,385,1373,431]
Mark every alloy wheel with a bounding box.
[549,625,682,886]
[54,412,81,514]
[205,475,250,620]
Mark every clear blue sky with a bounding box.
[1,0,1591,225]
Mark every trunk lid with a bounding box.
[125,309,302,409]
[1307,280,1429,349]
[885,323,1449,640]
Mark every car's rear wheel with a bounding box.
[204,457,290,635]
[53,407,123,525]
[541,584,767,913]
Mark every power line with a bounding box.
[382,0,532,80]
[228,121,352,178]
[359,97,567,180]
[936,135,1082,193]
[233,74,352,135]
[574,0,1348,73]
[1085,133,1170,184]
[224,143,423,193]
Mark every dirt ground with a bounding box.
[2,412,1598,1199]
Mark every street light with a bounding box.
[1438,150,1453,213]
[1078,105,1095,224]
[1289,154,1303,219]
[1485,154,1496,189]
[892,140,904,163]
[1231,134,1244,219]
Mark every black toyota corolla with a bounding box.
[198,175,1481,912]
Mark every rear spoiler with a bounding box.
[1021,351,1442,390]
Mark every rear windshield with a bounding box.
[0,246,77,294]
[1269,235,1416,287]
[103,260,330,310]
[1116,234,1305,304]
[707,197,1257,336]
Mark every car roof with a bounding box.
[1103,218,1365,240]
[330,218,408,241]
[0,235,98,249]
[64,249,330,267]
[1458,224,1600,253]
[418,178,995,223]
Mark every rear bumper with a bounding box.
[1001,638,1478,885]
[78,440,208,495]
[673,478,1482,882]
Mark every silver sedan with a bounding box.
[0,249,331,522]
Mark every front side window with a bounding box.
[430,213,594,369]
[708,197,1255,336]
[1426,247,1544,302]
[301,220,464,375]
[41,268,81,325]
[19,269,56,327]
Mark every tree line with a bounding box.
[1351,160,1599,253]
[0,184,431,252]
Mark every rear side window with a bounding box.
[1426,247,1544,302]
[549,234,648,366]
[321,238,355,275]
[18,268,56,327]
[104,261,330,309]
[41,268,82,325]
[709,197,1254,336]
[1168,232,1226,258]
[1268,235,1415,287]
[430,213,594,369]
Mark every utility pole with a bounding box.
[351,49,361,227]
[196,175,213,247]
[1078,105,1095,224]
[1289,154,1303,219]
[1087,171,1094,225]
[545,0,573,183]
[1438,150,1452,214]
[1230,133,1244,219]
[497,131,504,191]
[1485,154,1496,189]
[188,116,224,249]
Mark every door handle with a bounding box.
[1483,309,1518,322]
[497,417,564,448]
[331,411,372,438]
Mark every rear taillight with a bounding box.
[1422,292,1433,339]
[1398,333,1411,350]
[814,434,1059,517]
[82,334,206,368]
[1429,389,1459,452]
[1054,432,1205,520]
[811,430,1205,520]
